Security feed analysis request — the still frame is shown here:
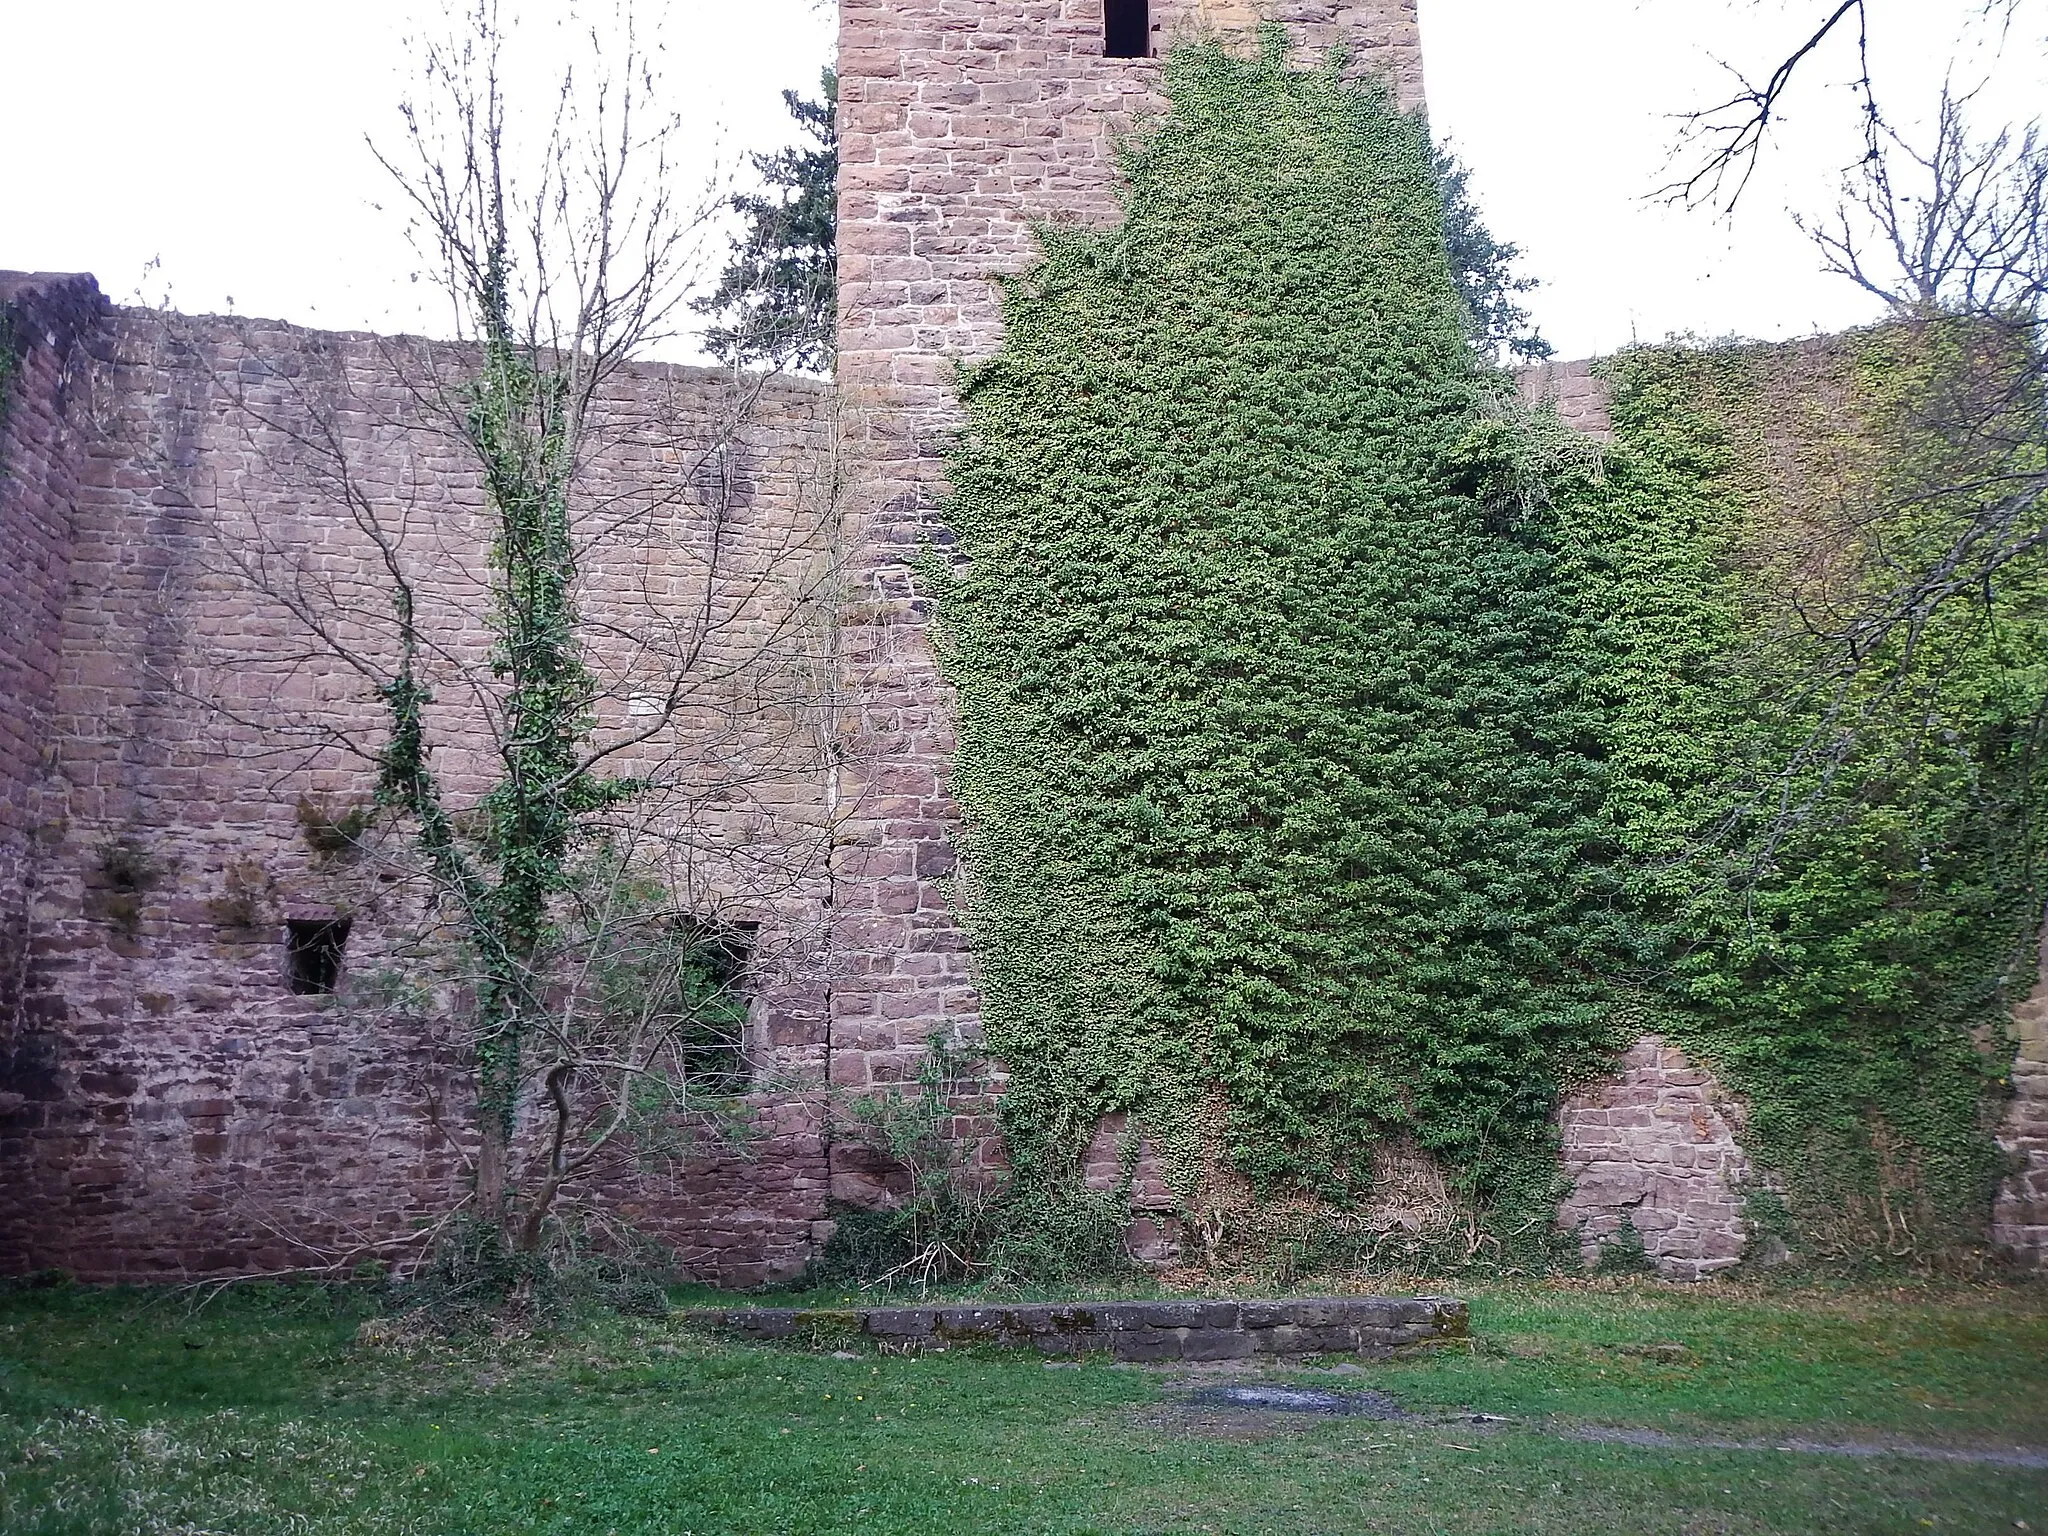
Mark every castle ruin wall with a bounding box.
[0,275,102,1075]
[1519,357,2048,1271]
[0,283,839,1285]
[11,0,2046,1284]
[1993,932,2048,1268]
[1556,1034,1752,1281]
[830,0,1425,1204]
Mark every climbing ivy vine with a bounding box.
[1560,330,2048,1262]
[925,34,2047,1269]
[370,261,645,1246]
[0,314,18,430]
[929,36,1619,1236]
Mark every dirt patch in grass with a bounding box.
[1565,1422,2048,1470]
[1139,1377,1518,1445]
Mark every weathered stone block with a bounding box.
[1179,1328,1256,1361]
[1557,1035,1750,1281]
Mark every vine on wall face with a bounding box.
[930,37,1618,1229]
[1565,331,2048,1261]
[0,313,19,430]
[930,39,2045,1268]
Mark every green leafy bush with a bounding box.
[815,1034,1137,1290]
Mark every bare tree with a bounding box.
[1807,86,2048,316]
[1662,0,2040,211]
[1789,88,2046,678]
[154,0,844,1271]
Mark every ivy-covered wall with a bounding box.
[931,38,1619,1246]
[1563,330,2048,1265]
[928,38,2047,1271]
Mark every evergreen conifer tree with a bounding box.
[698,69,838,373]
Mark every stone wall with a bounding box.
[1081,1111,1183,1265]
[0,282,840,1285]
[830,0,1425,1203]
[1526,351,2048,1272]
[1992,935,2048,1268]
[1,1,1432,1281]
[18,9,2037,1287]
[1556,1035,1751,1281]
[0,274,101,1071]
[1515,356,1614,438]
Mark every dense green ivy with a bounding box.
[926,37,2045,1265]
[1562,332,2048,1259]
[929,37,1618,1223]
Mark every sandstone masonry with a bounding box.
[1556,1034,1752,1281]
[1528,360,2048,1274]
[2,0,1437,1288]
[1993,934,2048,1268]
[0,286,837,1284]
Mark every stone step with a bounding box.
[681,1295,1469,1362]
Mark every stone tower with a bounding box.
[826,1,1426,1200]
[0,3,1437,1279]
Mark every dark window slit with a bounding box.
[286,918,350,995]
[1105,0,1150,58]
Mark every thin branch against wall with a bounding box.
[1690,86,2048,869]
[1801,85,2047,646]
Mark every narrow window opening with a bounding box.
[1105,0,1150,58]
[286,918,350,995]
[636,918,757,1097]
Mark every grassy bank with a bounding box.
[2,1278,2044,1534]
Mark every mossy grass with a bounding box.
[3,1278,2043,1533]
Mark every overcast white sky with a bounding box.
[2,1,2040,362]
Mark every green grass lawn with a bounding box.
[2,1277,2045,1534]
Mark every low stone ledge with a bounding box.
[681,1295,1468,1361]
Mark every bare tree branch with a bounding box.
[1660,0,2045,212]
[1661,0,1874,210]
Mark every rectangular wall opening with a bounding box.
[286,918,350,995]
[1105,0,1150,58]
[668,919,756,1097]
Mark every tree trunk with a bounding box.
[477,1116,511,1244]
[510,1064,573,1254]
[513,1179,560,1255]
